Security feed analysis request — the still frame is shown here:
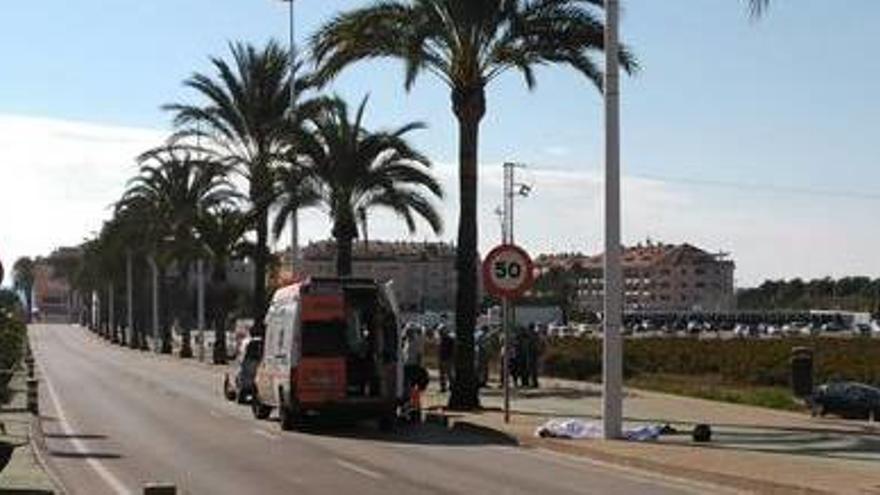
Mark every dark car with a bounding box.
[810,381,880,420]
[223,336,262,404]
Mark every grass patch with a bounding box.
[627,373,806,412]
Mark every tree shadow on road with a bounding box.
[285,419,518,447]
[44,433,107,440]
[49,450,122,460]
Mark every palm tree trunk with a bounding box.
[290,211,300,275]
[448,85,486,411]
[252,207,270,337]
[336,236,354,277]
[108,282,116,343]
[211,261,229,364]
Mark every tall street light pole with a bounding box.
[280,0,300,276]
[501,162,531,423]
[602,0,623,440]
[126,250,133,347]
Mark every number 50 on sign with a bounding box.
[482,244,535,299]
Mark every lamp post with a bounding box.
[501,162,531,423]
[602,0,624,440]
[279,0,300,275]
[147,255,160,352]
[126,250,133,347]
[197,258,205,362]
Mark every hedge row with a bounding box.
[0,309,26,403]
[542,337,880,387]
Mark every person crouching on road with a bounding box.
[438,326,454,393]
[403,326,428,393]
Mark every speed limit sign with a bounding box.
[482,244,535,299]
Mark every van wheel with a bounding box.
[251,391,272,420]
[237,387,252,405]
[223,376,236,402]
[279,389,299,431]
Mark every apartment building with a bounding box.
[536,242,735,312]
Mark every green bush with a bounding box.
[0,308,26,403]
[542,336,880,388]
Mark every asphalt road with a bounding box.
[31,323,711,495]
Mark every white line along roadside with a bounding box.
[334,459,384,481]
[513,447,743,495]
[41,366,133,495]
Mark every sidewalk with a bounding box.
[0,373,59,494]
[424,376,880,494]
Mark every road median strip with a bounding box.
[431,408,832,495]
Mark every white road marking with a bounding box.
[334,459,385,480]
[42,365,133,495]
[252,429,280,441]
[209,410,223,419]
[513,447,744,495]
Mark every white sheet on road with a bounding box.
[535,419,663,441]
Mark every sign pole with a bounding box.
[503,296,510,423]
[502,163,511,424]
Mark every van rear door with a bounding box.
[296,294,347,405]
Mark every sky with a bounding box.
[1,0,879,288]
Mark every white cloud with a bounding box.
[543,145,571,157]
[3,115,879,288]
[0,114,167,285]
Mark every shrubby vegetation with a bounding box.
[737,277,880,314]
[0,289,26,403]
[542,336,880,388]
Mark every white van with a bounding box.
[251,277,403,430]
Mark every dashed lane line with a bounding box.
[334,459,385,481]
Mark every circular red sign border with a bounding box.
[482,244,535,300]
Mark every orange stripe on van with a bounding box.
[301,294,345,322]
[296,357,346,404]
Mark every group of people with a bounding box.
[434,323,545,393]
[503,325,544,389]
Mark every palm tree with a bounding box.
[196,207,250,364]
[163,42,317,337]
[312,0,635,409]
[12,257,35,322]
[119,145,237,354]
[292,96,443,276]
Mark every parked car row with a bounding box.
[543,318,880,340]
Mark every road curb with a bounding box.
[442,412,829,495]
[29,414,68,495]
[26,338,68,495]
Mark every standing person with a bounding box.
[526,324,542,388]
[403,325,424,367]
[402,325,428,391]
[438,326,455,393]
[514,327,528,388]
[474,326,490,389]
